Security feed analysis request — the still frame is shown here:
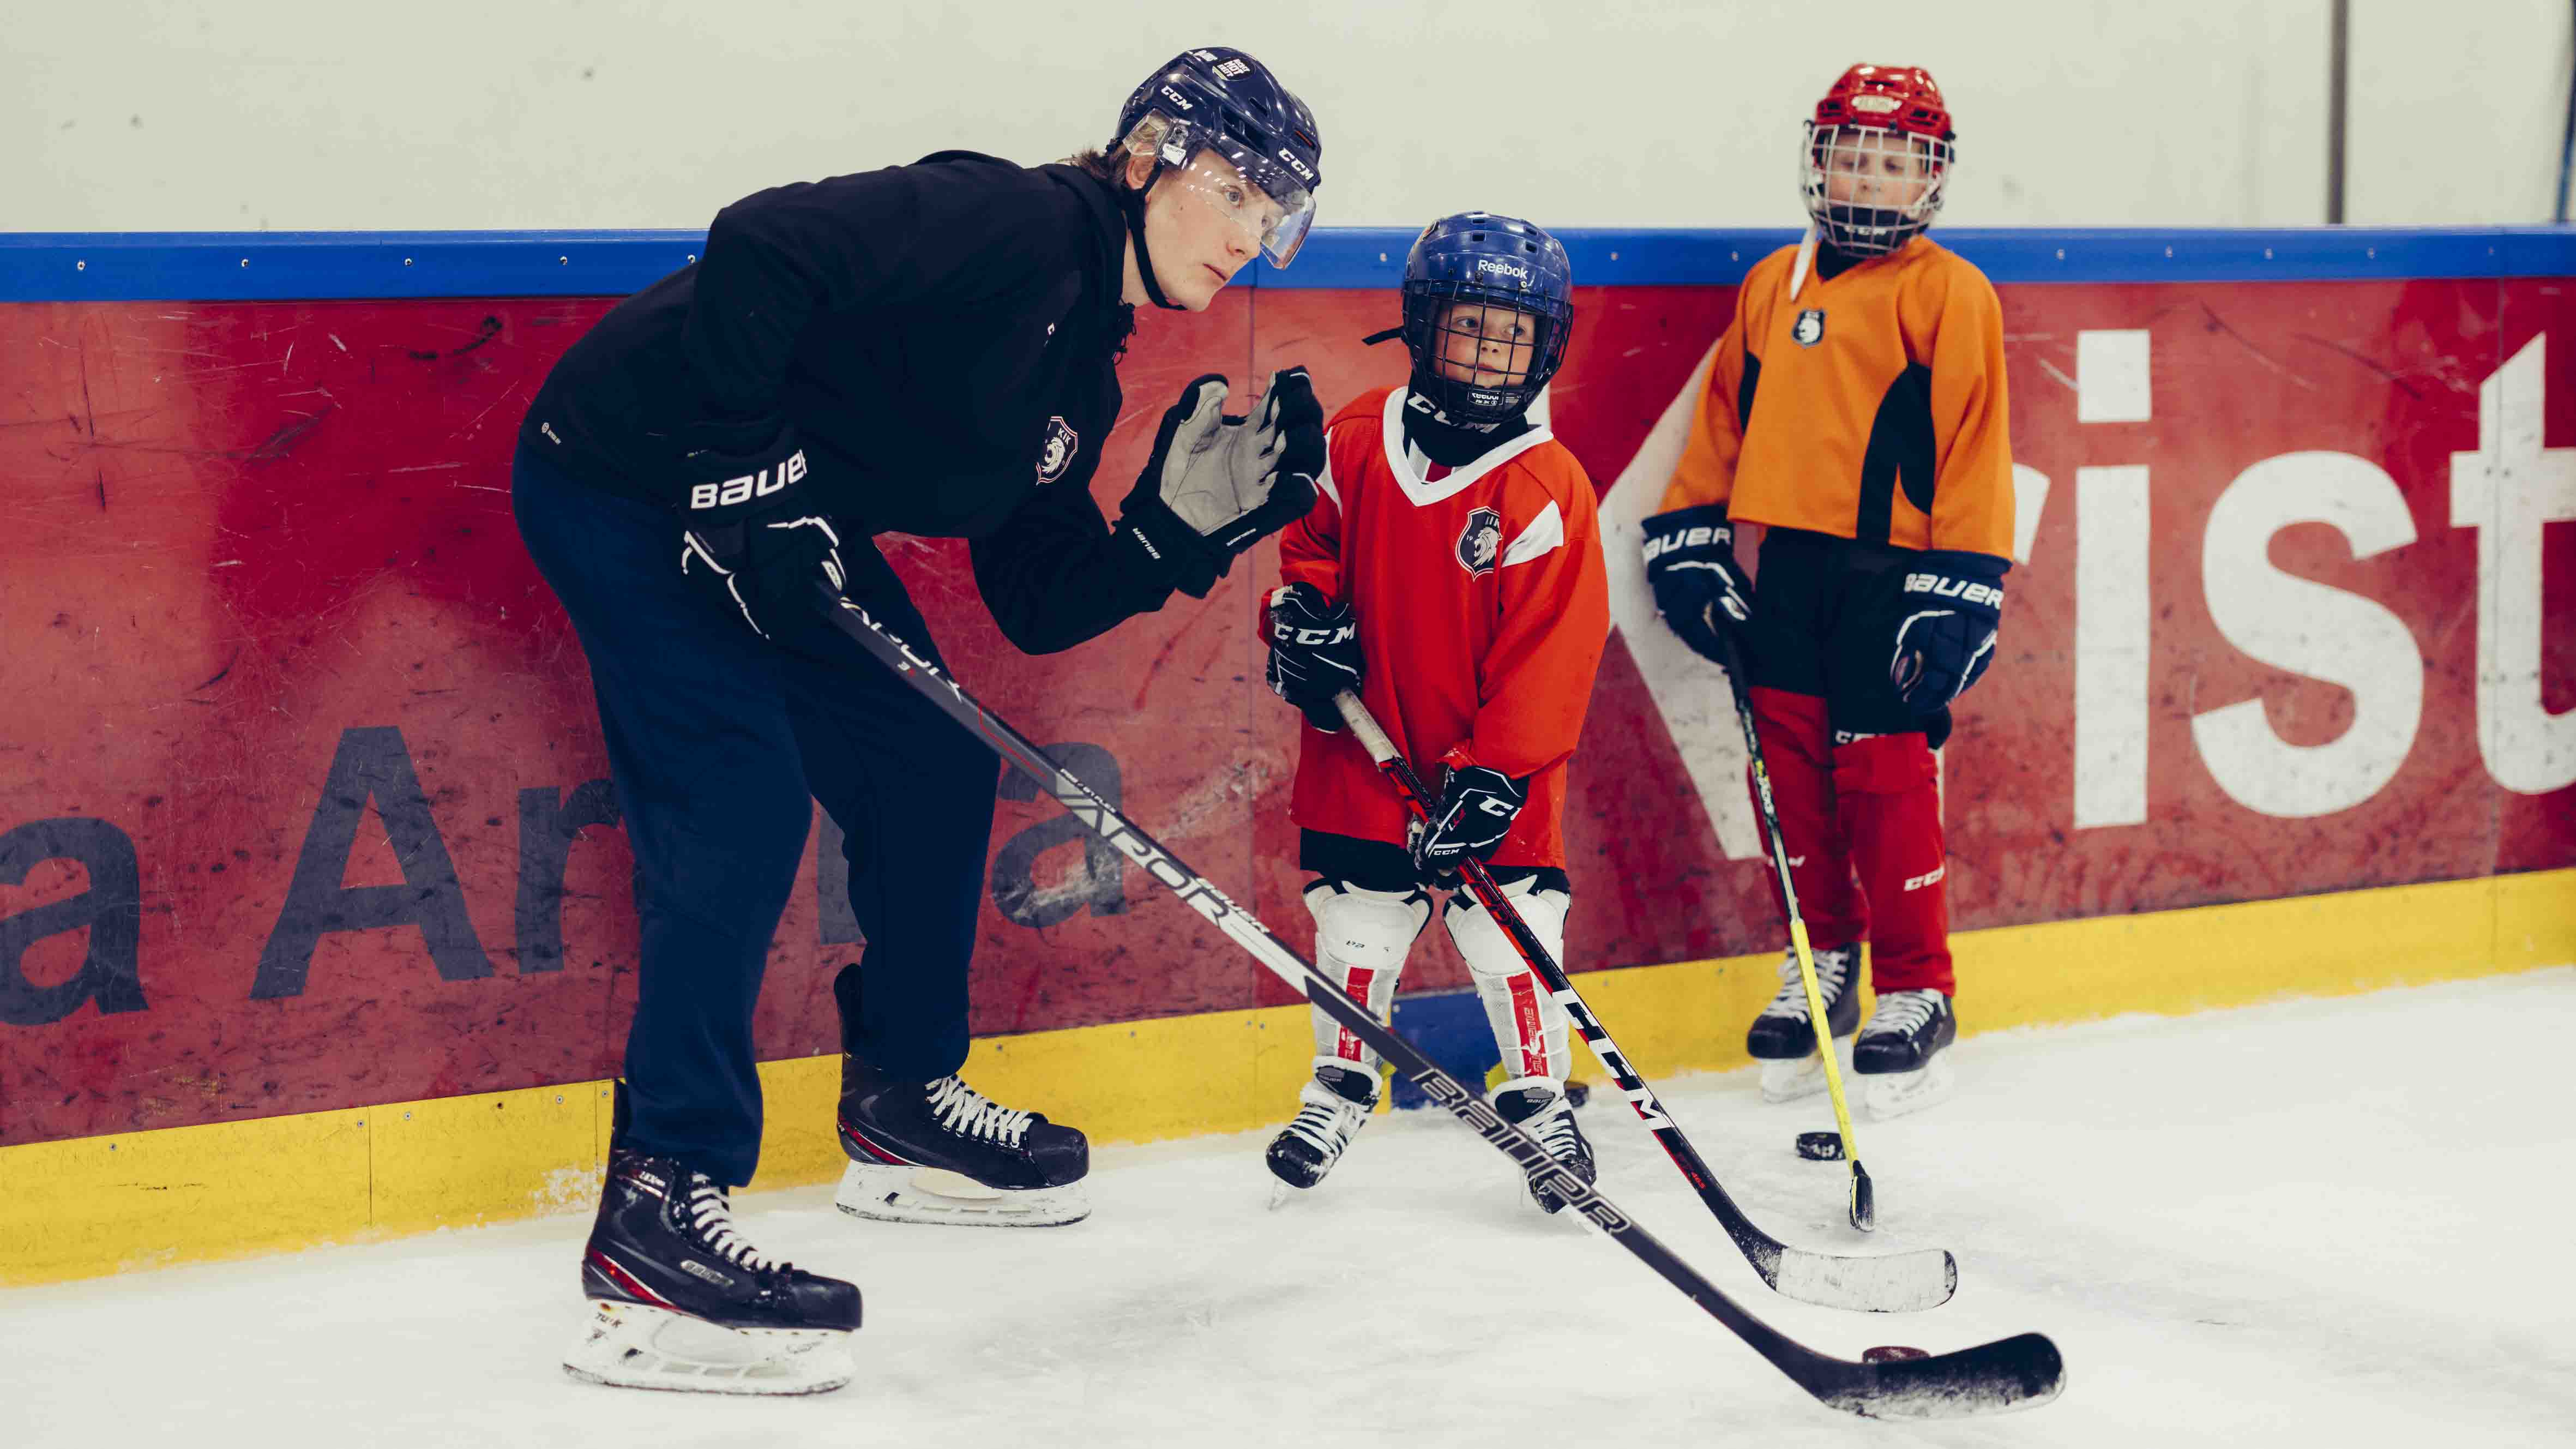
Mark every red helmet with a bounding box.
[1802,64,1957,256]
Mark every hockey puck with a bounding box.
[1564,1079,1590,1109]
[1862,1345,1928,1363]
[1795,1131,1845,1161]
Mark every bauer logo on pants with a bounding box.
[1455,506,1503,578]
[1037,416,1079,483]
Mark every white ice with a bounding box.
[9,970,2575,1448]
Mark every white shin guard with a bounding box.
[1303,879,1432,1072]
[1445,878,1573,1084]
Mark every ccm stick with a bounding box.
[813,586,2061,1419]
[1710,629,1876,1231]
[1331,690,1952,1313]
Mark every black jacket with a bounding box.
[521,151,1172,654]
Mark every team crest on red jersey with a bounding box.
[1454,506,1503,577]
[1037,416,1079,483]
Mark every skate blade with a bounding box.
[562,1300,852,1396]
[834,1163,1089,1228]
[1758,1037,1854,1104]
[1862,1054,1957,1120]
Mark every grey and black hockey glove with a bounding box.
[1887,550,2008,712]
[1407,763,1527,885]
[1117,368,1325,600]
[1263,582,1362,732]
[1641,503,1754,666]
[677,421,846,640]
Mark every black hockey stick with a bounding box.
[812,586,2061,1419]
[1709,628,1876,1231]
[1330,691,1952,1313]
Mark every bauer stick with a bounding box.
[1331,690,1948,1310]
[1708,629,1875,1231]
[811,585,2060,1419]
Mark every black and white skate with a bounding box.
[1746,943,1860,1103]
[564,1147,861,1396]
[1853,989,1957,1119]
[835,1056,1090,1227]
[1492,1077,1595,1216]
[1265,1057,1379,1198]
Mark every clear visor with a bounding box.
[1143,124,1317,268]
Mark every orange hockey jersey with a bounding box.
[1278,387,1610,869]
[1658,236,2013,557]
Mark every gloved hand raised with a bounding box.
[1407,763,1527,885]
[1641,503,1753,667]
[1887,550,2008,712]
[677,420,846,640]
[1263,581,1363,732]
[1118,368,1325,599]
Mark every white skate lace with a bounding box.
[1280,1099,1356,1158]
[1757,946,1854,1019]
[927,1077,1035,1147]
[684,1179,785,1273]
[1860,988,1941,1041]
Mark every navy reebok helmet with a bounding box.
[1113,47,1322,268]
[1399,213,1574,423]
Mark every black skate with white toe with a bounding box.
[565,1146,862,1396]
[835,1055,1091,1226]
[1492,1077,1595,1216]
[1853,988,1958,1120]
[1266,1057,1379,1195]
[1746,943,1860,1103]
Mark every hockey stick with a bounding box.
[1330,690,1952,1312]
[811,586,2060,1419]
[1708,629,1876,1232]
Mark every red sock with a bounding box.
[1832,733,1953,996]
[1745,688,1865,950]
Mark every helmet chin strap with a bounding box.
[1118,178,1186,312]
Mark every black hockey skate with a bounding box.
[1492,1077,1595,1216]
[1745,943,1861,1103]
[1852,988,1958,1120]
[565,1147,861,1396]
[835,1055,1090,1227]
[1265,1057,1379,1197]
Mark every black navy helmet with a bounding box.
[1112,47,1322,269]
[1398,212,1574,423]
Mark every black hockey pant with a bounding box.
[512,443,997,1185]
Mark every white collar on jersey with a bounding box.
[1379,388,1555,508]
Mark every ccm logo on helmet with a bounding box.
[688,450,807,510]
[1276,148,1315,183]
[1903,572,2003,608]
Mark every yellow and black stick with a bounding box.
[1710,629,1875,1232]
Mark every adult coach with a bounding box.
[517,47,1326,1394]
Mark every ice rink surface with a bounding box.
[9,970,2574,1448]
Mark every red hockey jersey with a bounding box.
[1277,386,1610,869]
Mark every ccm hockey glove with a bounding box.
[1641,503,1754,666]
[1264,582,1363,732]
[1408,763,1528,885]
[677,420,846,640]
[1887,549,2009,712]
[1117,369,1325,599]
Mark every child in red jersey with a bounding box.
[1259,213,1610,1211]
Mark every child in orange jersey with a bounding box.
[1642,64,2012,1119]
[1259,213,1610,1210]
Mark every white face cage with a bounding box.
[1799,122,1953,256]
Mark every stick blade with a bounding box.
[1811,1332,2066,1420]
[1849,1161,1876,1232]
[1769,1245,1957,1314]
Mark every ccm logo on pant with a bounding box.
[1902,863,1946,892]
[689,450,809,510]
[1901,573,2003,608]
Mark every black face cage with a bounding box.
[1801,123,1954,256]
[1399,282,1572,424]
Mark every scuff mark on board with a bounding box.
[407,315,503,362]
[245,406,334,463]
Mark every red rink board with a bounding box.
[1,278,2569,1145]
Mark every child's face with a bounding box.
[1821,127,1936,212]
[1434,302,1542,389]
